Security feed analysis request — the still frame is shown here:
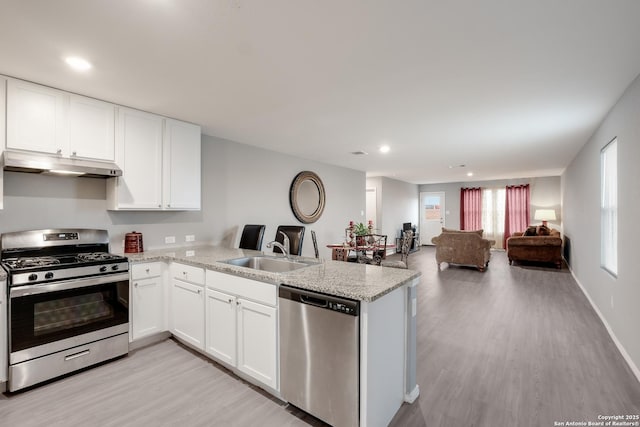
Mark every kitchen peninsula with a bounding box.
[126,245,421,427]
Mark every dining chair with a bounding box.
[238,224,266,251]
[381,231,413,269]
[273,225,305,256]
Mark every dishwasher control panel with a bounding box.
[328,301,357,315]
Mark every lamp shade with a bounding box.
[534,209,556,221]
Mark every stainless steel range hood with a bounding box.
[2,150,122,178]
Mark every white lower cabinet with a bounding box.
[236,298,277,387]
[205,288,237,365]
[130,262,165,342]
[205,270,278,390]
[170,263,205,350]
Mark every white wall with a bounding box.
[563,73,640,377]
[366,176,419,242]
[418,176,562,231]
[0,135,365,259]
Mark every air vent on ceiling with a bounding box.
[350,151,369,156]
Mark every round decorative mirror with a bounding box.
[290,171,326,224]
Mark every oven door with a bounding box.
[9,273,129,364]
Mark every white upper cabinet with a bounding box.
[68,94,115,161]
[108,109,201,211]
[108,107,163,210]
[5,79,115,162]
[163,118,201,210]
[6,79,66,155]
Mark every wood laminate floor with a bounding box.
[2,248,639,427]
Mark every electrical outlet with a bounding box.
[185,235,195,242]
[165,236,176,244]
[185,250,195,257]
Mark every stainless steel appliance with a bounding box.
[1,229,129,392]
[279,286,360,427]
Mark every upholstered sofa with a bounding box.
[506,227,563,268]
[431,228,494,272]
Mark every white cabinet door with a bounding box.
[171,278,205,350]
[68,94,115,161]
[1,77,6,211]
[163,118,201,210]
[0,280,6,383]
[236,298,277,389]
[110,107,163,209]
[205,288,237,366]
[132,276,165,341]
[6,79,66,154]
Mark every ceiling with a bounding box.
[2,0,640,184]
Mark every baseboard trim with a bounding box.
[404,384,420,403]
[566,261,640,384]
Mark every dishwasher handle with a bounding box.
[299,294,328,308]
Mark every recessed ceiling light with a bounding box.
[379,145,390,154]
[467,172,474,177]
[65,56,92,72]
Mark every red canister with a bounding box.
[124,231,144,253]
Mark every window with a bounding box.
[601,138,618,276]
[482,188,506,249]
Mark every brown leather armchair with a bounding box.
[431,229,494,272]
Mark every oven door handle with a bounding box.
[9,272,130,298]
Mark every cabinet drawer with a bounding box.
[171,263,205,285]
[206,270,276,306]
[131,262,162,280]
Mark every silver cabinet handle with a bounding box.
[134,283,138,287]
[197,289,201,294]
[228,298,233,303]
[56,148,62,155]
[145,268,150,273]
[71,151,77,156]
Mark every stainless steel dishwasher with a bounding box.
[279,285,360,427]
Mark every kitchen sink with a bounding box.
[222,256,317,273]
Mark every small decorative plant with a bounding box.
[354,222,368,236]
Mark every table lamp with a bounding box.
[534,209,556,227]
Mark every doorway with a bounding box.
[366,188,377,228]
[420,192,445,245]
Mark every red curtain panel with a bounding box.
[504,184,530,247]
[460,187,483,230]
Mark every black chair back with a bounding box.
[274,225,305,256]
[311,230,319,259]
[239,224,266,250]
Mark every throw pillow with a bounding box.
[523,226,537,236]
[537,225,551,236]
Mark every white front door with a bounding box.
[420,192,446,245]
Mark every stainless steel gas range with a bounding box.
[1,228,129,392]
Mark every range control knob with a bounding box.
[111,264,119,271]
[45,272,54,280]
[28,273,38,281]
[99,266,108,272]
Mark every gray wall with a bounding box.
[563,73,640,375]
[366,176,419,241]
[0,135,365,259]
[418,176,562,231]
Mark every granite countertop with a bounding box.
[123,245,421,302]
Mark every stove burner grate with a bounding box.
[75,252,122,262]
[4,256,61,269]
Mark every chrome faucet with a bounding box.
[267,231,290,259]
